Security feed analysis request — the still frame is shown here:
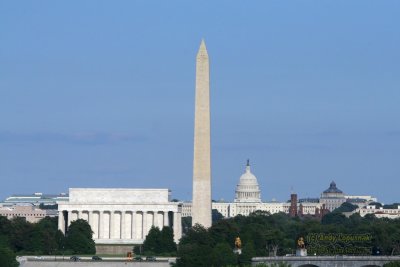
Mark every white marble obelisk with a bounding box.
[192,40,212,228]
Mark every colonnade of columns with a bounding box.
[236,191,260,200]
[59,210,181,242]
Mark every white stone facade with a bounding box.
[183,162,325,218]
[234,161,261,203]
[319,181,346,211]
[58,188,182,244]
[182,201,323,218]
[353,205,400,219]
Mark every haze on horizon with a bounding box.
[0,1,399,204]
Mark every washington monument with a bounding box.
[192,40,212,228]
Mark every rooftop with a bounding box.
[323,181,343,194]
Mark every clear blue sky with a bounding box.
[1,1,399,204]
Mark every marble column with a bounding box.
[173,212,182,243]
[81,211,89,221]
[58,211,66,234]
[142,211,148,239]
[88,211,95,238]
[136,212,143,240]
[131,211,136,239]
[114,212,121,239]
[99,211,104,239]
[126,212,132,239]
[154,211,161,229]
[100,211,111,239]
[163,211,169,227]
[121,211,126,239]
[109,212,114,239]
[67,211,72,227]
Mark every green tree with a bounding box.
[0,246,19,267]
[30,217,64,255]
[143,226,161,254]
[265,229,284,256]
[391,230,400,255]
[182,216,192,235]
[212,209,224,223]
[209,220,239,248]
[0,216,12,248]
[180,224,215,247]
[238,242,256,265]
[9,217,34,253]
[210,242,237,266]
[176,243,213,267]
[160,226,177,254]
[142,226,177,255]
[173,209,400,263]
[333,202,358,213]
[321,212,346,225]
[65,219,95,254]
[176,224,214,267]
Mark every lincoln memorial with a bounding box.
[58,188,182,254]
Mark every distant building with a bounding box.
[234,160,261,203]
[345,195,377,203]
[1,192,68,207]
[289,194,298,217]
[58,188,182,254]
[0,205,55,223]
[344,195,377,208]
[319,181,377,212]
[319,181,346,211]
[229,161,263,217]
[182,161,325,218]
[183,163,385,220]
[299,198,320,203]
[348,204,400,219]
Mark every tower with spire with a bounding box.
[192,39,212,228]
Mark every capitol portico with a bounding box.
[58,188,182,253]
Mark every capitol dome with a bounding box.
[234,160,261,203]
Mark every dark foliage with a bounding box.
[182,216,192,235]
[212,209,224,223]
[0,246,19,267]
[0,215,66,255]
[210,242,237,266]
[142,226,177,255]
[175,211,400,266]
[176,224,215,267]
[333,202,358,213]
[65,219,95,254]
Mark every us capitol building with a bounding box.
[182,160,377,218]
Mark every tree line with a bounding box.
[0,216,95,266]
[174,210,400,267]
